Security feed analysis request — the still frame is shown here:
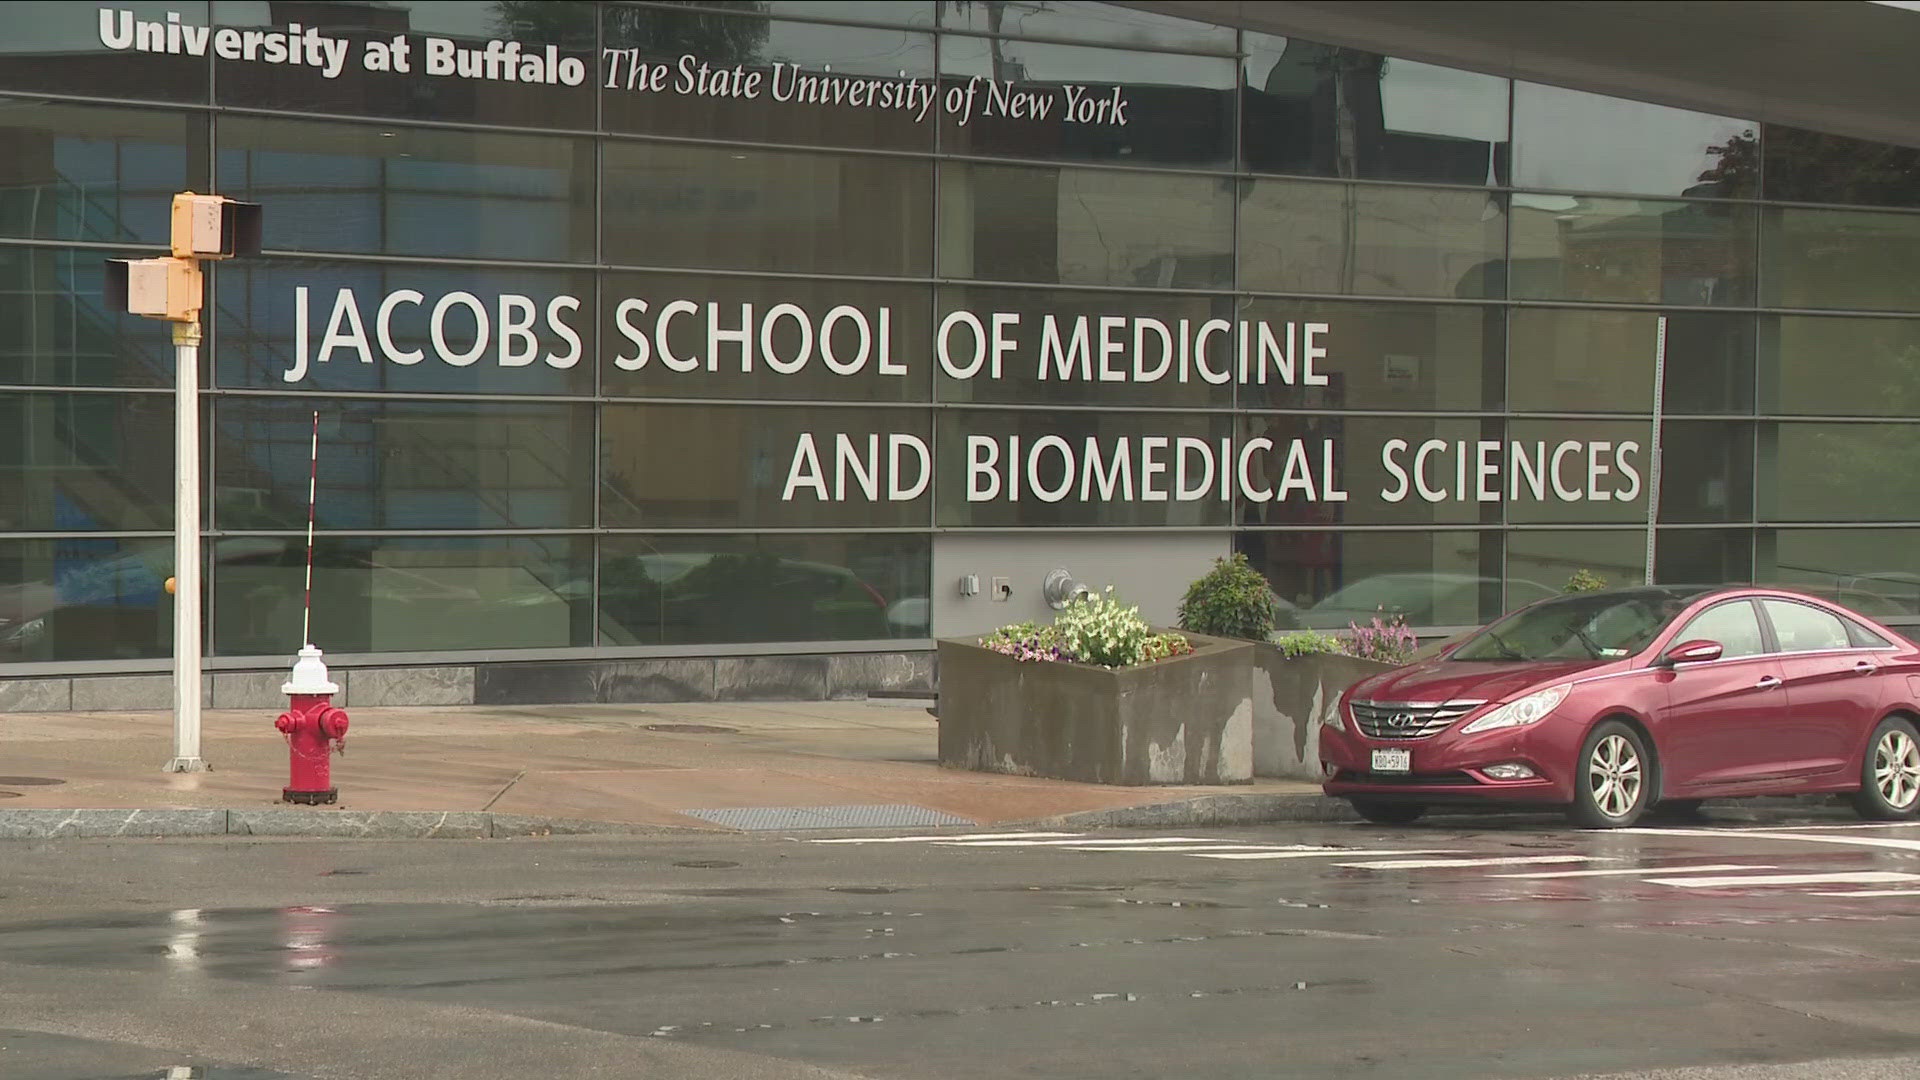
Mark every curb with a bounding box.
[0,808,715,841]
[1012,792,1353,830]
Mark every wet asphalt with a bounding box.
[5,804,1920,1080]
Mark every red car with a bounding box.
[1320,586,1920,828]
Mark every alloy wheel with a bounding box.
[1875,729,1920,810]
[1588,734,1643,819]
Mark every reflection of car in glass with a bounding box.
[1322,586,1920,828]
[1277,573,1558,630]
[600,552,904,643]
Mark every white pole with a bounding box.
[166,320,207,773]
[1643,315,1668,587]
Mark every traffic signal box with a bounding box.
[105,193,262,324]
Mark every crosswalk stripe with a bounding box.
[1492,863,1773,879]
[1618,827,1920,854]
[1338,855,1600,870]
[1646,871,1920,888]
[1052,845,1350,854]
[1811,888,1920,897]
[808,832,1080,844]
[1191,848,1466,861]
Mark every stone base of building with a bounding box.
[0,652,937,713]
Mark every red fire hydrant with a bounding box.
[276,645,349,805]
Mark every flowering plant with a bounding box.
[1346,613,1419,665]
[978,589,1193,668]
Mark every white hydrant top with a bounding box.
[282,644,339,696]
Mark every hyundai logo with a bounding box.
[1388,712,1419,730]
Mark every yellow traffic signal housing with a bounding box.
[104,256,203,323]
[170,192,263,260]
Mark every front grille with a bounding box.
[1350,699,1484,740]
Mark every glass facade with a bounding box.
[9,1,1920,669]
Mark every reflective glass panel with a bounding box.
[1657,529,1753,587]
[938,409,1233,527]
[212,1,596,127]
[212,535,592,656]
[939,3,1234,51]
[1762,124,1920,212]
[605,142,932,277]
[1239,179,1506,299]
[601,404,932,528]
[213,259,595,395]
[1237,529,1498,629]
[1760,528,1920,621]
[940,161,1232,288]
[0,536,175,662]
[1509,194,1756,306]
[602,6,935,150]
[599,533,930,645]
[1762,206,1920,313]
[0,392,173,531]
[1761,314,1920,417]
[1760,422,1920,522]
[0,99,204,246]
[1504,530,1644,598]
[0,246,180,388]
[1508,308,1756,414]
[939,37,1235,168]
[1235,298,1502,412]
[934,286,1234,408]
[1504,419,1748,525]
[215,116,595,262]
[1242,36,1509,186]
[0,2,210,102]
[601,271,931,402]
[1512,82,1755,199]
[213,398,595,530]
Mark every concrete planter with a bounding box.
[1252,648,1398,780]
[936,633,1254,786]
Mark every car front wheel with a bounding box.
[1567,721,1652,828]
[1851,717,1920,821]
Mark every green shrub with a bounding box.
[1271,630,1345,658]
[1177,553,1277,641]
[1564,569,1608,593]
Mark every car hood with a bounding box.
[1351,658,1607,705]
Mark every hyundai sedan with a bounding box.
[1319,586,1920,828]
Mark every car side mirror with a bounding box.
[1661,639,1724,666]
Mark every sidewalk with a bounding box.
[0,698,1333,839]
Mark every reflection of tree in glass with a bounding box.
[1700,127,1920,205]
[495,2,772,63]
[600,554,664,643]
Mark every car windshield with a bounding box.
[1450,588,1713,662]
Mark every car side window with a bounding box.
[1676,601,1766,658]
[1847,619,1894,649]
[1762,600,1853,653]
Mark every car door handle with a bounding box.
[1855,661,1877,674]
[1756,676,1782,690]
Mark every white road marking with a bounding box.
[808,832,1080,844]
[1811,889,1920,897]
[1708,822,1920,832]
[1189,848,1466,861]
[1646,871,1920,888]
[1053,845,1350,854]
[1618,827,1920,854]
[1338,855,1601,870]
[1492,863,1775,879]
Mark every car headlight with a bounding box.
[1459,684,1570,735]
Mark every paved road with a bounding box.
[5,805,1920,1080]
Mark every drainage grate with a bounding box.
[684,804,974,831]
[0,776,63,786]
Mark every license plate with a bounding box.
[1370,748,1411,774]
